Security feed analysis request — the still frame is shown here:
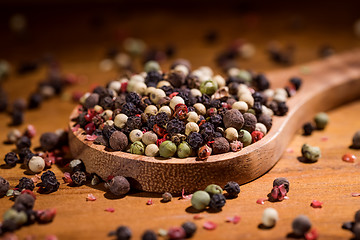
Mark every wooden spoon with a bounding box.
[69,49,360,194]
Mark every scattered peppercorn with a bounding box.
[14,193,35,210]
[314,112,329,130]
[351,130,360,149]
[209,193,226,211]
[162,192,172,202]
[109,226,132,240]
[40,132,59,151]
[105,176,130,196]
[224,181,240,198]
[301,144,321,162]
[71,171,87,185]
[204,184,223,196]
[16,177,35,191]
[0,176,10,197]
[303,122,314,136]
[4,152,19,167]
[191,191,210,211]
[292,215,312,237]
[262,208,279,228]
[142,230,157,240]
[273,177,290,193]
[181,221,197,238]
[16,136,31,150]
[37,171,60,193]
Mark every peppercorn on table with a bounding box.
[1,1,360,239]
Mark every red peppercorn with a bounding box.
[173,103,188,120]
[153,124,166,137]
[84,122,96,135]
[198,145,212,161]
[251,131,264,143]
[120,82,127,93]
[342,153,356,163]
[169,92,179,99]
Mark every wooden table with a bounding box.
[1,2,360,239]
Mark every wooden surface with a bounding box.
[1,2,360,239]
[69,50,360,194]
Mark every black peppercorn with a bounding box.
[14,193,35,210]
[125,92,141,106]
[16,177,35,191]
[277,101,288,116]
[303,122,314,136]
[40,132,59,151]
[126,116,142,131]
[4,152,19,167]
[99,96,113,110]
[142,230,157,240]
[253,74,270,91]
[209,193,226,211]
[16,136,31,150]
[187,132,204,149]
[181,221,197,238]
[200,123,215,142]
[84,93,100,109]
[145,71,163,87]
[109,226,132,240]
[12,110,24,126]
[1,219,18,232]
[166,119,185,136]
[37,170,60,193]
[28,93,43,109]
[155,112,169,128]
[121,102,140,116]
[71,171,87,185]
[18,148,34,164]
[160,85,174,96]
[289,77,302,90]
[257,114,272,131]
[93,86,108,98]
[0,176,10,197]
[224,181,240,198]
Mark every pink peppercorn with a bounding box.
[167,226,186,240]
[251,131,264,143]
[84,122,96,135]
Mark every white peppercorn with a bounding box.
[150,89,166,104]
[28,156,45,173]
[94,105,103,113]
[101,110,113,121]
[108,81,121,92]
[156,80,171,88]
[213,75,226,88]
[187,111,199,123]
[190,89,202,97]
[262,208,279,228]
[114,114,128,129]
[142,131,158,145]
[225,127,238,141]
[185,122,200,136]
[273,94,287,103]
[174,65,189,76]
[129,129,143,143]
[237,84,251,97]
[145,86,156,96]
[232,101,248,113]
[105,120,114,126]
[263,89,274,99]
[157,106,171,118]
[239,93,254,107]
[145,144,159,157]
[144,105,158,115]
[144,60,160,72]
[133,82,147,95]
[79,92,90,105]
[7,129,21,143]
[194,103,206,116]
[170,96,185,110]
[255,123,267,135]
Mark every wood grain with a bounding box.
[68,49,360,194]
[1,3,360,239]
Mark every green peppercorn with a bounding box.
[159,140,177,158]
[314,112,329,130]
[191,190,210,211]
[3,209,27,227]
[239,129,252,147]
[130,141,145,155]
[204,184,223,196]
[200,79,218,95]
[177,142,192,158]
[301,144,321,162]
[144,60,160,72]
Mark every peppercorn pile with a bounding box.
[73,59,301,160]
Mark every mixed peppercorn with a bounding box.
[73,59,301,160]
